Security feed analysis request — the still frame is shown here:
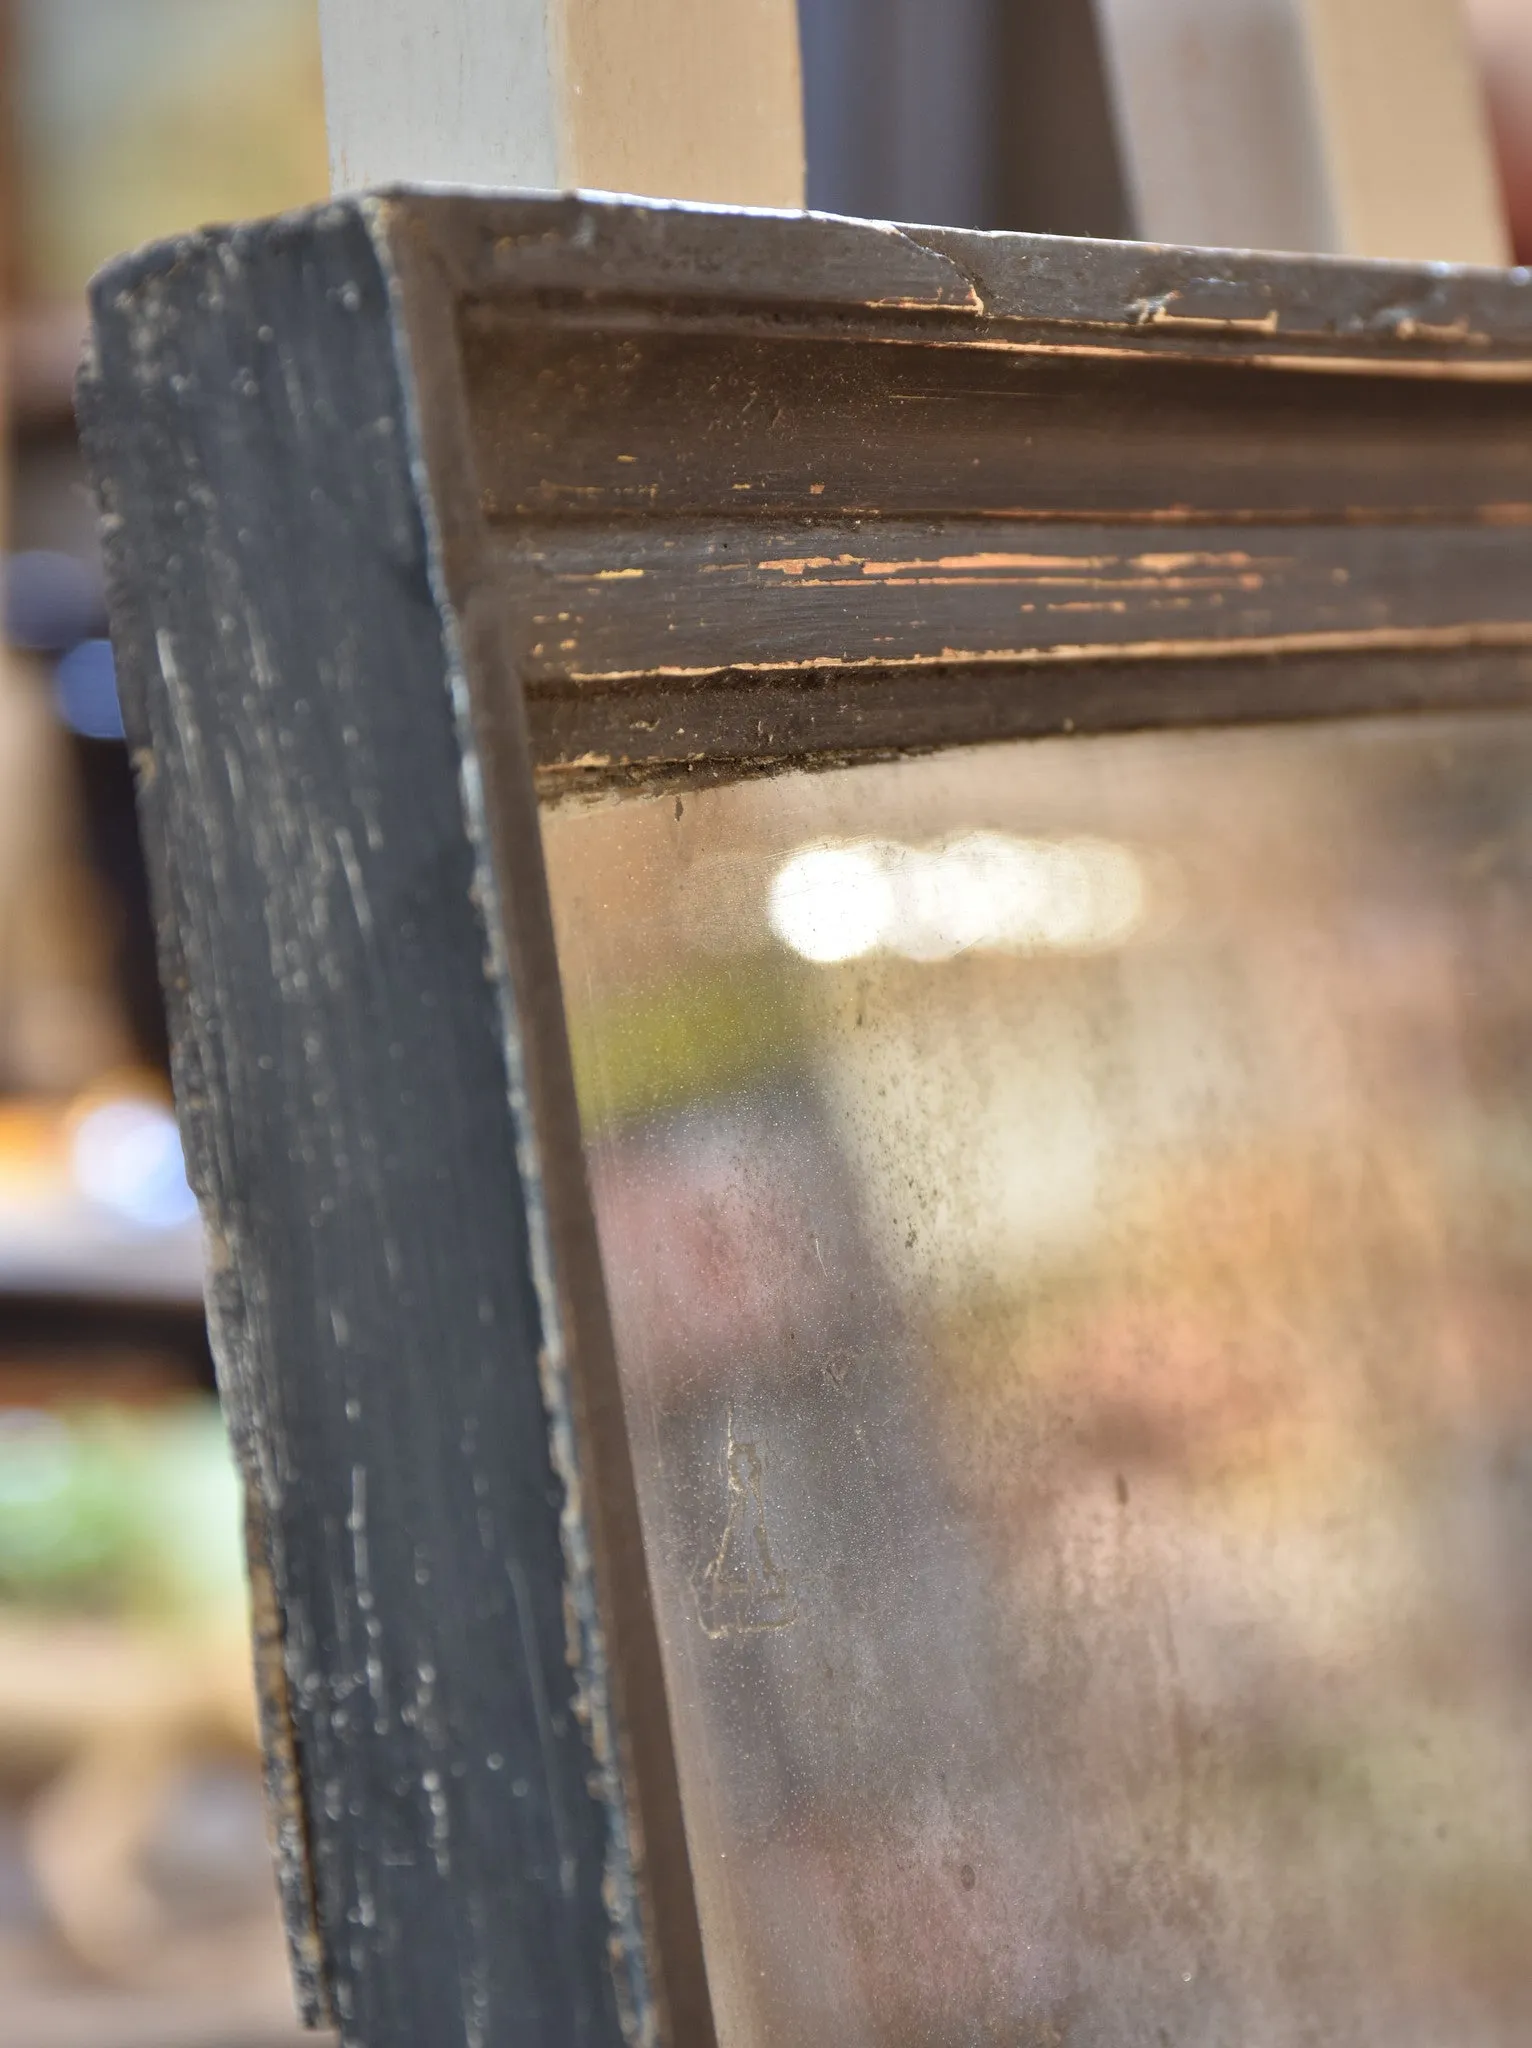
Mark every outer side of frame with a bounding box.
[71,186,1532,2048]
[78,202,679,2048]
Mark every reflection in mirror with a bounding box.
[542,713,1532,2046]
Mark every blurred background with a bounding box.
[0,3,1528,2045]
[2,8,326,2044]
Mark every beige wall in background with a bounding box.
[562,0,803,207]
[1093,0,1508,262]
[1300,0,1508,264]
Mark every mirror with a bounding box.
[543,710,1532,2045]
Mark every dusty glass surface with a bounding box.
[542,713,1532,2047]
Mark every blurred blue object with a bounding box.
[3,548,107,651]
[54,637,125,742]
[72,1096,198,1232]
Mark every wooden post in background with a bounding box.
[1092,0,1508,262]
[319,0,805,207]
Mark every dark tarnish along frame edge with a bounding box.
[76,197,682,2048]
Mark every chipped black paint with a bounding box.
[80,203,644,2048]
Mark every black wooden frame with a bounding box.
[77,190,1532,2048]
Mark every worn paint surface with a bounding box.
[76,188,1532,2045]
[80,203,655,2048]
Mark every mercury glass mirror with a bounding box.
[546,714,1532,2045]
[81,192,1532,2048]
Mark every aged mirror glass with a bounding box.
[544,710,1532,2047]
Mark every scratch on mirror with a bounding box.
[694,1412,798,1640]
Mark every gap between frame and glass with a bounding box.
[540,706,1532,2048]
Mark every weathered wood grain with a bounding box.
[502,521,1532,686]
[418,189,1532,363]
[431,192,1532,790]
[462,313,1532,524]
[527,646,1532,797]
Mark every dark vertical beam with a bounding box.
[799,0,1126,236]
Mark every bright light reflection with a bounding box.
[768,832,1147,963]
[72,1098,199,1231]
